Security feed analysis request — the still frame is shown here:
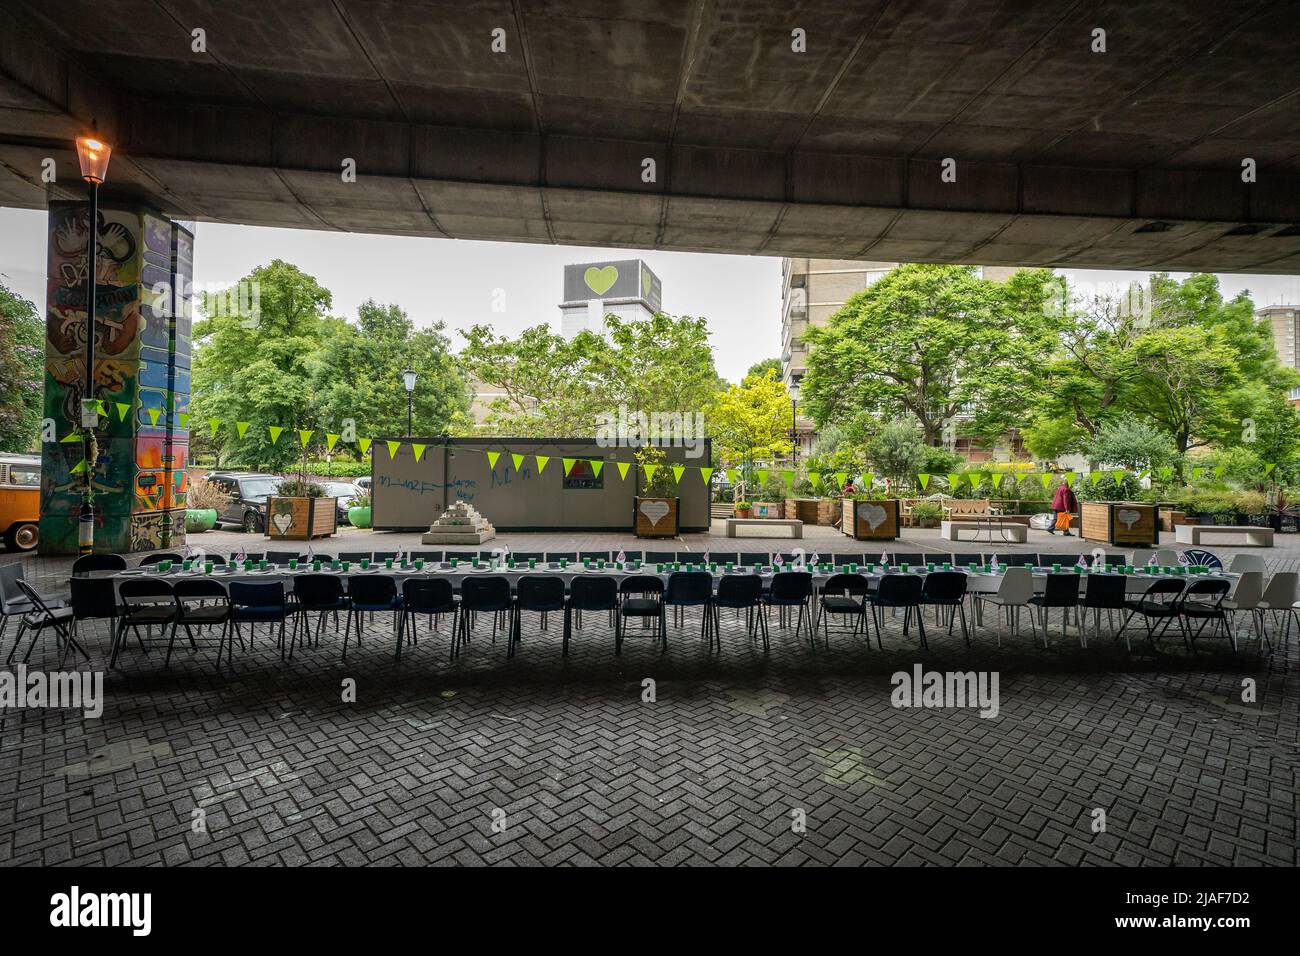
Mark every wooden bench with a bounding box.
[725,518,803,539]
[944,498,992,519]
[1175,525,1274,548]
[941,518,1027,542]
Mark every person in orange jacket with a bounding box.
[1048,481,1079,536]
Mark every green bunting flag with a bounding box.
[117,403,131,422]
[861,472,874,490]
[616,461,631,480]
[591,460,604,478]
[947,473,962,489]
[1138,469,1151,481]
[834,471,848,490]
[991,473,1004,489]
[1264,463,1276,477]
[757,470,768,485]
[512,453,525,472]
[298,429,313,448]
[69,458,89,475]
[1112,470,1125,484]
[917,473,930,490]
[358,437,372,456]
[209,417,221,437]
[808,471,821,490]
[236,421,251,439]
[386,440,401,458]
[1213,464,1226,479]
[699,467,712,484]
[1191,466,1204,482]
[268,425,283,445]
[563,458,576,476]
[535,455,549,474]
[147,408,161,427]
[94,399,107,417]
[178,412,190,429]
[487,451,500,470]
[60,432,80,443]
[326,433,340,452]
[726,468,738,486]
[413,444,426,462]
[1090,471,1102,486]
[1040,473,1053,489]
[643,464,658,483]
[1064,472,1076,487]
[673,465,686,484]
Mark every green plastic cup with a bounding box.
[289,559,298,570]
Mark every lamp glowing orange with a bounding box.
[75,134,111,184]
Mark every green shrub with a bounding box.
[277,478,326,498]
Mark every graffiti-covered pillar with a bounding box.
[39,200,193,554]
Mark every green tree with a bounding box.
[867,419,927,486]
[745,357,783,382]
[1085,418,1180,471]
[802,264,1063,445]
[0,283,43,453]
[310,300,468,442]
[710,368,793,465]
[191,260,332,470]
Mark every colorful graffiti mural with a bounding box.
[39,201,193,554]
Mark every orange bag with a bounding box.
[1055,511,1074,530]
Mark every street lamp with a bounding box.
[789,382,801,466]
[74,132,112,554]
[402,367,417,437]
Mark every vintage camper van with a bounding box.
[0,453,40,552]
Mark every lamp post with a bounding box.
[788,382,800,466]
[74,133,111,554]
[402,367,417,437]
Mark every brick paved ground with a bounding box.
[1,523,1297,866]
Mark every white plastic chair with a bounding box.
[1222,571,1264,643]
[1228,553,1267,575]
[972,566,1035,648]
[1255,572,1299,653]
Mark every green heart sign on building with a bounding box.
[584,265,618,295]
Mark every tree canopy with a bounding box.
[0,283,43,453]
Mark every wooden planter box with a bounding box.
[749,501,784,520]
[635,496,679,537]
[784,498,838,526]
[1160,509,1199,532]
[842,499,900,541]
[265,496,338,541]
[1080,500,1159,547]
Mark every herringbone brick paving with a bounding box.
[2,530,1298,867]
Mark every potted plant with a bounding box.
[911,500,943,528]
[634,445,679,538]
[734,500,753,519]
[183,472,229,534]
[266,477,338,541]
[347,491,372,529]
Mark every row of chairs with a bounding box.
[70,549,1241,575]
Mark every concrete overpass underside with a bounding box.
[1,0,1299,272]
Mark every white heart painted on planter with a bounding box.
[272,512,294,535]
[1117,508,1141,529]
[861,503,887,530]
[640,500,670,526]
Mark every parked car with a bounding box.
[0,453,40,552]
[321,481,364,523]
[204,472,283,533]
[355,476,371,493]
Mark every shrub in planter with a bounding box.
[911,501,943,527]
[734,501,753,519]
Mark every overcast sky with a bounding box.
[4,205,1300,383]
